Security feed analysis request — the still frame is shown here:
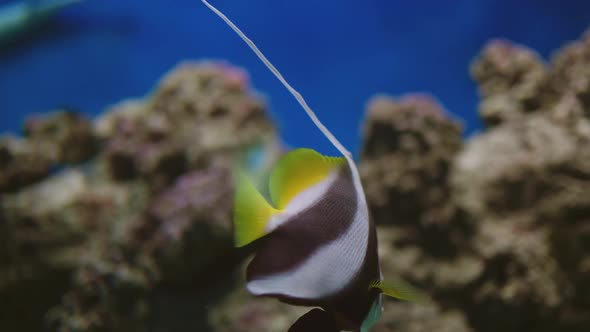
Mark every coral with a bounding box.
[24,110,98,164]
[208,266,308,332]
[374,302,472,332]
[360,94,467,259]
[3,28,590,332]
[0,134,57,192]
[364,30,590,332]
[450,54,590,330]
[45,249,152,332]
[360,94,463,226]
[128,166,235,285]
[470,39,549,126]
[0,61,277,332]
[550,31,590,115]
[100,61,274,191]
[0,169,126,331]
[0,109,97,194]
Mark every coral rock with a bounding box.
[550,31,590,114]
[128,166,234,285]
[1,61,277,332]
[208,268,307,332]
[0,135,57,193]
[471,39,549,126]
[24,110,98,164]
[374,302,472,332]
[450,32,590,332]
[360,94,465,258]
[368,30,590,332]
[101,62,275,190]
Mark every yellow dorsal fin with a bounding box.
[268,148,345,209]
[369,279,431,303]
[233,171,279,247]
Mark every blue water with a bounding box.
[1,0,589,155]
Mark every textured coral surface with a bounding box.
[1,30,590,332]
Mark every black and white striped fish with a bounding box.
[233,148,424,331]
[200,1,428,331]
[234,148,386,331]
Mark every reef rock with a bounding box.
[0,169,134,331]
[470,39,549,126]
[375,302,472,332]
[100,61,274,191]
[128,166,235,285]
[360,94,468,263]
[452,36,590,332]
[24,110,98,164]
[3,28,590,332]
[208,270,308,332]
[0,134,58,193]
[550,30,590,116]
[0,61,277,332]
[361,94,463,227]
[0,110,97,194]
[363,30,590,332]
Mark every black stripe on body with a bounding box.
[286,212,381,331]
[247,164,382,331]
[246,166,357,285]
[326,213,381,331]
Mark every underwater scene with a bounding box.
[1,0,590,331]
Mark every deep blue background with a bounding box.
[1,0,589,155]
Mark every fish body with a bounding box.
[234,149,385,331]
[0,0,83,45]
[201,1,428,330]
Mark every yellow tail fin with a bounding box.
[233,171,278,247]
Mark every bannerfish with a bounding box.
[200,1,428,331]
[233,148,425,332]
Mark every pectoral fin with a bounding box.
[369,279,431,303]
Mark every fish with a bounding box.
[0,0,84,46]
[200,1,428,331]
[233,148,425,331]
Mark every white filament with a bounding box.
[200,0,369,210]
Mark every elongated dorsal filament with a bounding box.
[200,0,368,208]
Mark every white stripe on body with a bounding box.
[248,189,370,299]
